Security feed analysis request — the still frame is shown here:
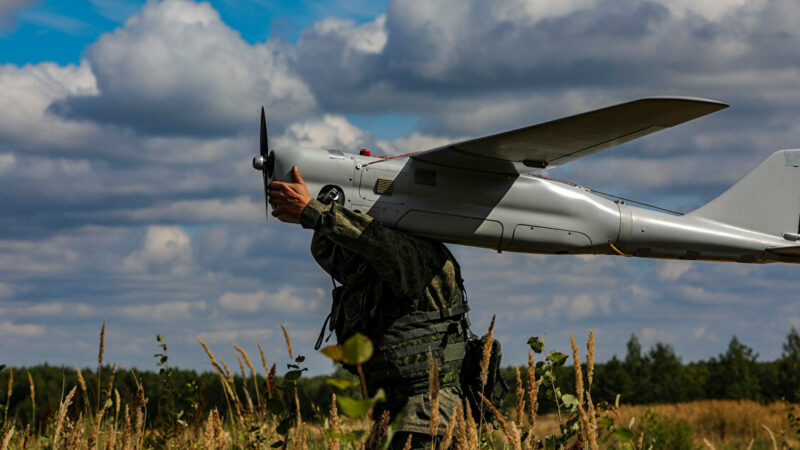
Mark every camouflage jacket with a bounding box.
[299,198,469,434]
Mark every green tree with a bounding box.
[647,343,684,403]
[622,334,652,403]
[706,336,761,400]
[779,327,800,401]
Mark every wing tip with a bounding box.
[642,95,729,109]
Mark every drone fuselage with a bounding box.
[271,146,796,264]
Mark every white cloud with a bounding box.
[52,0,315,135]
[123,225,193,275]
[121,300,206,321]
[278,114,374,150]
[218,287,321,314]
[0,320,45,337]
[657,261,694,281]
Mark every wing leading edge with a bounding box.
[412,97,728,174]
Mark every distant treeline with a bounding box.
[3,329,800,429]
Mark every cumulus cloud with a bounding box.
[51,0,315,136]
[218,287,322,314]
[121,300,207,321]
[123,225,193,275]
[0,320,45,337]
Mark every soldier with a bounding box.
[269,166,472,448]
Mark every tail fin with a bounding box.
[689,149,800,237]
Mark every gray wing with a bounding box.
[412,97,728,174]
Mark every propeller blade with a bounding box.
[260,107,269,221]
[260,107,268,157]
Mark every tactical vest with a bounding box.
[315,245,471,406]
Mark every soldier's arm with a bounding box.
[301,199,439,295]
[269,167,439,296]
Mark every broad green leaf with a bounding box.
[325,377,358,391]
[284,369,306,381]
[561,394,578,410]
[612,428,634,442]
[270,440,284,448]
[266,398,285,415]
[320,345,345,362]
[527,336,544,353]
[295,356,306,363]
[337,389,385,419]
[597,418,613,429]
[548,351,568,367]
[342,333,373,365]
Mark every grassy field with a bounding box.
[1,322,799,449]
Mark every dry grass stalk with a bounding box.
[3,367,11,427]
[514,366,525,424]
[761,424,777,450]
[478,392,521,450]
[220,359,234,386]
[98,321,106,413]
[400,434,413,450]
[585,330,598,449]
[53,386,78,447]
[2,425,15,450]
[526,349,540,444]
[234,344,261,407]
[98,321,106,365]
[106,363,117,403]
[479,315,496,390]
[440,400,458,450]
[76,367,88,400]
[427,349,441,438]
[367,410,390,449]
[133,375,147,448]
[257,341,270,400]
[702,437,716,449]
[268,364,277,398]
[26,372,35,432]
[464,398,479,449]
[203,410,214,448]
[197,337,227,379]
[120,405,130,450]
[569,334,592,448]
[213,409,227,449]
[454,401,468,450]
[328,393,340,450]
[235,353,255,414]
[88,404,107,450]
[69,413,83,449]
[280,322,295,359]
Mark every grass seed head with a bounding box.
[280,322,294,359]
[479,315,496,390]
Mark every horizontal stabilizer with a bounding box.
[413,97,728,174]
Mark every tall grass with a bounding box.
[0,321,797,449]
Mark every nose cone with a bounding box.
[253,155,266,170]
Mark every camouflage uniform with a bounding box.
[299,198,470,444]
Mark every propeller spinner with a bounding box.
[252,107,274,221]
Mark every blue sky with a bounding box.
[1,0,800,376]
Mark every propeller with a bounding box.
[252,107,274,221]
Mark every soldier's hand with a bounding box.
[268,166,312,223]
